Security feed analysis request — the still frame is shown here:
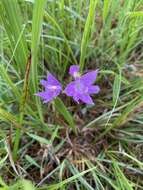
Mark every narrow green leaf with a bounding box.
[127,11,143,17]
[69,164,95,190]
[0,154,8,167]
[112,159,133,190]
[47,166,97,189]
[96,96,143,141]
[44,11,77,66]
[0,65,20,99]
[25,155,40,168]
[0,107,21,129]
[0,0,28,74]
[103,0,111,23]
[31,0,46,122]
[112,96,143,128]
[54,98,76,134]
[80,0,98,71]
[27,133,50,145]
[113,74,121,105]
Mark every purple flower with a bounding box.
[64,65,100,105]
[36,73,62,103]
[69,65,80,79]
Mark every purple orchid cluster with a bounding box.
[36,65,100,105]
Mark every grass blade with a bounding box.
[0,0,28,74]
[0,65,20,99]
[31,0,46,122]
[79,0,98,71]
[96,95,143,141]
[54,98,76,134]
[27,133,50,145]
[112,159,133,190]
[0,108,21,129]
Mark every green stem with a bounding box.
[13,128,21,161]
[13,113,23,161]
[13,54,31,161]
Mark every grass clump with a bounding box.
[0,0,143,189]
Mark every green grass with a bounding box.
[0,0,143,189]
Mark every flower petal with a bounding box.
[69,65,80,77]
[81,70,98,85]
[88,85,100,94]
[36,91,54,103]
[40,79,48,87]
[47,73,61,86]
[64,81,76,96]
[52,87,62,97]
[79,94,94,105]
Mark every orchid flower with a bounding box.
[64,65,100,104]
[36,73,62,103]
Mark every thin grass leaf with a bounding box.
[80,0,98,71]
[104,64,122,128]
[54,98,76,134]
[109,151,143,169]
[13,54,32,161]
[86,161,120,190]
[27,133,50,145]
[0,108,21,129]
[112,159,133,190]
[44,11,77,68]
[68,163,95,190]
[0,154,8,167]
[86,161,105,190]
[84,102,130,128]
[47,166,97,190]
[31,0,46,122]
[103,0,111,23]
[0,0,28,74]
[113,73,121,105]
[95,95,143,141]
[25,155,41,169]
[112,96,143,128]
[127,11,143,17]
[0,65,20,99]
